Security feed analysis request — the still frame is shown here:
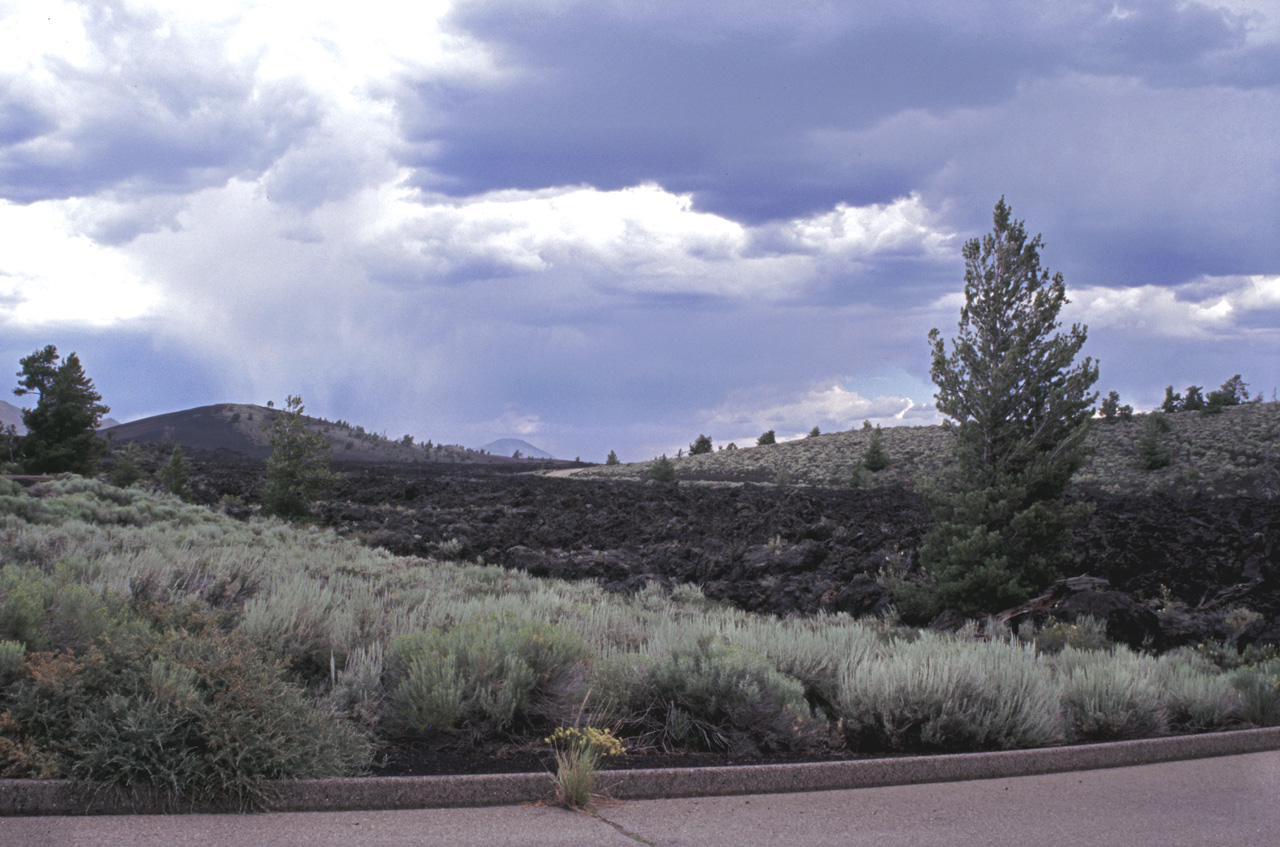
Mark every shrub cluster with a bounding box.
[838,635,1061,751]
[0,625,370,809]
[384,618,588,738]
[1,477,1276,807]
[586,639,822,756]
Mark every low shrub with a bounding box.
[1154,654,1241,731]
[0,640,26,686]
[1056,647,1167,741]
[1180,640,1279,672]
[580,652,654,724]
[607,638,820,755]
[1231,659,1280,726]
[724,616,879,720]
[0,565,53,650]
[1021,616,1112,654]
[837,635,1062,751]
[0,632,372,808]
[386,617,589,737]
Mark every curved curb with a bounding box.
[4,726,1279,816]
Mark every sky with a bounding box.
[1,0,1277,462]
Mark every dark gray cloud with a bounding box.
[405,2,1032,221]
[398,0,1279,227]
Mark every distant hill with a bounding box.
[565,401,1280,498]
[480,438,554,460]
[1,400,118,435]
[0,401,23,434]
[98,403,573,466]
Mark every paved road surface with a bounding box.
[5,751,1278,847]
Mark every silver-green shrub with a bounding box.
[837,634,1063,751]
[617,638,819,754]
[386,617,589,735]
[1231,659,1280,726]
[1154,653,1242,730]
[1056,646,1167,740]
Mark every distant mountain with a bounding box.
[480,438,554,459]
[0,401,118,435]
[0,400,24,434]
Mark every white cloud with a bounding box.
[1068,275,1280,339]
[700,383,937,444]
[776,193,955,262]
[0,199,160,328]
[371,183,954,300]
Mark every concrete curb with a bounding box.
[4,726,1279,816]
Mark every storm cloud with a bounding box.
[1,0,1276,461]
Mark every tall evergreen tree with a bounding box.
[13,346,110,474]
[919,199,1098,614]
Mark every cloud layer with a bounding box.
[1,0,1277,461]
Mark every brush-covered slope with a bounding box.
[570,402,1280,497]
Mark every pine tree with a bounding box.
[689,434,713,455]
[862,424,890,472]
[13,346,110,474]
[605,450,620,465]
[110,441,146,487]
[1098,391,1132,423]
[157,445,192,501]
[1206,374,1249,413]
[1136,413,1172,471]
[261,395,337,518]
[648,454,676,483]
[919,199,1099,614]
[757,430,776,446]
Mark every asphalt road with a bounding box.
[5,751,1278,847]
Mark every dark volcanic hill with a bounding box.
[99,403,580,466]
[103,404,272,457]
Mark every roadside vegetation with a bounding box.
[1,477,1276,806]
